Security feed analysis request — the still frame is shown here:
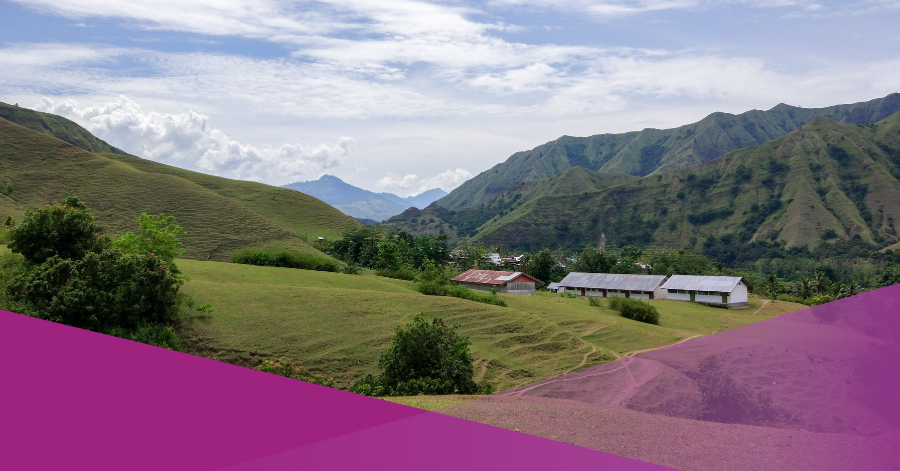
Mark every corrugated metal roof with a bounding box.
[452,269,542,285]
[547,282,560,290]
[660,275,745,292]
[558,273,668,291]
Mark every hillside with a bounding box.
[0,101,129,155]
[0,117,360,261]
[466,113,900,252]
[177,259,802,390]
[386,167,638,238]
[439,93,900,210]
[283,175,447,222]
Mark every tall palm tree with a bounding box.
[813,271,832,296]
[792,277,814,299]
[766,273,780,300]
[840,280,861,298]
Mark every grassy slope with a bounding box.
[177,259,803,391]
[0,101,128,155]
[439,93,900,210]
[0,118,360,261]
[471,115,900,251]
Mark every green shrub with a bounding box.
[8,196,108,264]
[418,282,507,307]
[106,323,183,351]
[375,266,419,281]
[808,294,835,306]
[588,296,602,307]
[231,248,341,272]
[8,250,181,331]
[608,297,660,325]
[352,314,480,396]
[254,357,335,388]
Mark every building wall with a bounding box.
[507,281,535,295]
[668,292,692,302]
[728,283,749,304]
[696,293,724,303]
[653,287,668,300]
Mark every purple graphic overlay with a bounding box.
[0,310,665,470]
[442,285,900,470]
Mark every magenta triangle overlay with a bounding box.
[0,310,667,470]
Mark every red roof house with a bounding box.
[451,270,542,295]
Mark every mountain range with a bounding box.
[387,95,900,254]
[282,175,447,222]
[438,93,900,211]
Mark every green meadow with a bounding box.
[177,259,804,392]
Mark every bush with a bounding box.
[231,249,341,272]
[8,195,107,264]
[254,357,335,388]
[418,282,507,307]
[352,313,481,396]
[588,296,602,307]
[106,323,183,351]
[7,250,181,331]
[608,297,660,324]
[375,266,419,281]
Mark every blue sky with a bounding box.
[1,0,898,196]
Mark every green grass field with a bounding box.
[177,259,805,392]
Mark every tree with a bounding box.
[791,277,814,299]
[112,213,187,270]
[881,266,900,287]
[8,196,107,264]
[6,198,183,332]
[353,313,480,396]
[525,248,554,284]
[574,246,616,273]
[765,273,780,300]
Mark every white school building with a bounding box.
[557,273,669,300]
[660,275,750,308]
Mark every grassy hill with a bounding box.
[177,259,803,391]
[0,101,129,155]
[404,113,900,253]
[0,116,360,261]
[439,93,900,211]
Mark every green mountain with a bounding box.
[465,113,900,252]
[386,167,638,238]
[0,115,360,261]
[0,101,129,155]
[438,93,900,211]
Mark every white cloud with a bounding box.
[378,169,474,195]
[34,95,354,183]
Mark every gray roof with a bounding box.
[547,282,560,290]
[558,273,668,291]
[660,275,746,292]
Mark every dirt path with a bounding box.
[502,357,663,407]
[752,299,770,315]
[566,343,596,374]
[622,333,704,357]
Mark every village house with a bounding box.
[557,273,669,299]
[547,282,560,293]
[660,275,751,308]
[451,269,542,295]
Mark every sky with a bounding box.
[1,0,898,197]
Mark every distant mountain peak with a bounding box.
[282,175,447,222]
